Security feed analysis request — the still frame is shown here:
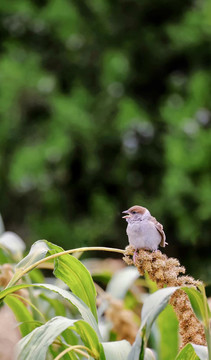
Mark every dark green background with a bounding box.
[0,1,211,280]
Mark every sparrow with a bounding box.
[122,205,167,252]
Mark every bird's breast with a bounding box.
[126,220,161,250]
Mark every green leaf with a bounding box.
[5,240,49,287]
[141,286,179,338]
[157,304,179,360]
[0,283,101,338]
[29,268,45,284]
[176,343,208,360]
[183,287,211,322]
[47,241,98,322]
[4,294,35,337]
[106,267,140,299]
[99,267,140,317]
[128,287,179,360]
[144,348,156,359]
[74,320,106,360]
[60,328,79,357]
[192,344,208,360]
[17,316,104,360]
[16,240,49,271]
[127,329,144,360]
[17,316,77,360]
[102,340,131,359]
[39,293,66,317]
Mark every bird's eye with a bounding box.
[132,211,136,214]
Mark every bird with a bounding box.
[122,205,167,252]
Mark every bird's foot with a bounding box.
[133,250,138,263]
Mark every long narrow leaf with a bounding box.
[183,287,211,322]
[18,316,105,360]
[47,241,98,321]
[74,320,106,360]
[17,316,77,360]
[5,295,35,337]
[98,267,140,317]
[39,293,66,317]
[141,287,179,336]
[106,267,140,299]
[102,340,131,359]
[128,287,179,360]
[16,240,49,270]
[157,304,179,360]
[176,343,208,360]
[0,283,101,338]
[144,348,156,359]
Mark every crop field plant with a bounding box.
[0,223,210,360]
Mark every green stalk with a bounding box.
[10,293,46,321]
[6,246,125,288]
[54,344,95,360]
[201,285,211,360]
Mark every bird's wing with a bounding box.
[150,217,167,247]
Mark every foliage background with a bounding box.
[0,1,211,280]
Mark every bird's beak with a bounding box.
[122,210,131,219]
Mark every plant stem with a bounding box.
[7,246,125,287]
[201,285,211,360]
[10,293,46,320]
[54,344,93,360]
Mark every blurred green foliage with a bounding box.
[0,1,211,274]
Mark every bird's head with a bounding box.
[122,205,150,222]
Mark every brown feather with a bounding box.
[127,205,146,214]
[150,216,166,247]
